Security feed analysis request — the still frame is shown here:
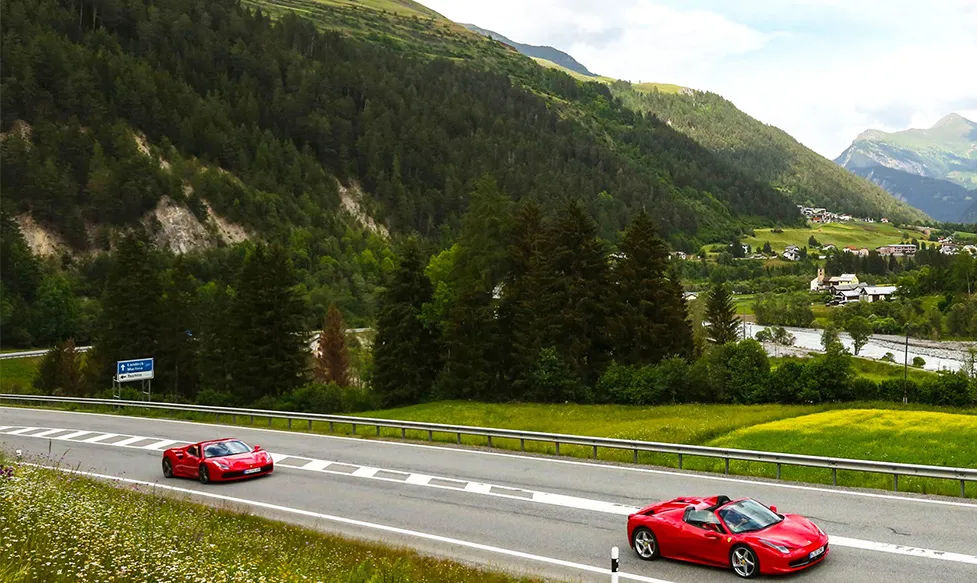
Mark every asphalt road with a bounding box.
[2,407,976,582]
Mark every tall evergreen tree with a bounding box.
[498,201,545,399]
[537,199,611,388]
[158,257,199,399]
[196,282,233,396]
[372,237,440,406]
[705,281,740,345]
[316,304,350,387]
[437,177,512,400]
[612,209,691,366]
[89,233,162,390]
[229,243,309,403]
[34,338,83,396]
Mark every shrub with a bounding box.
[921,372,975,407]
[848,377,880,401]
[879,378,919,403]
[912,356,926,368]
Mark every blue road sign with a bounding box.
[116,358,154,382]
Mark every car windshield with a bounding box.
[203,440,251,458]
[719,500,783,534]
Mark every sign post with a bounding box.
[610,546,619,583]
[115,358,155,401]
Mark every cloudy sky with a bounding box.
[416,0,977,159]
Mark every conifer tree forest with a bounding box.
[3,0,976,410]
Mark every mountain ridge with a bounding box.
[462,23,597,77]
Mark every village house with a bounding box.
[783,245,802,261]
[876,243,917,257]
[860,285,898,303]
[843,245,869,257]
[810,268,859,292]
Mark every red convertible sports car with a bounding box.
[627,495,828,578]
[161,438,274,483]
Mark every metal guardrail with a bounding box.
[0,347,93,360]
[2,394,976,497]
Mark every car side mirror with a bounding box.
[769,505,778,514]
[253,445,262,451]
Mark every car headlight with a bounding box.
[214,461,229,470]
[759,539,790,554]
[815,524,826,536]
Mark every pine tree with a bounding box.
[372,238,440,406]
[612,209,691,366]
[158,258,199,399]
[498,201,545,399]
[34,338,83,396]
[437,176,512,400]
[536,199,611,388]
[316,304,350,387]
[705,281,740,345]
[229,243,309,403]
[196,282,233,396]
[91,233,162,390]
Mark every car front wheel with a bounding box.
[162,458,174,478]
[198,464,210,484]
[731,545,759,578]
[632,527,660,560]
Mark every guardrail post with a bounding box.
[593,445,598,459]
[487,435,493,448]
[329,421,334,432]
[832,468,837,486]
[724,458,730,474]
[376,425,380,436]
[427,430,433,441]
[456,432,461,444]
[250,415,254,424]
[893,473,899,491]
[962,480,967,498]
[633,449,638,463]
[288,418,292,429]
[678,453,683,469]
[520,439,525,451]
[776,463,781,480]
[555,442,560,456]
[268,417,272,427]
[401,428,406,439]
[352,423,357,435]
[308,420,312,431]
[233,415,237,424]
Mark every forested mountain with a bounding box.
[609,83,929,224]
[836,113,977,190]
[846,165,975,222]
[462,23,597,77]
[835,113,977,220]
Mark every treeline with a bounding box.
[2,0,799,256]
[372,179,694,406]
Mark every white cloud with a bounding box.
[419,0,977,158]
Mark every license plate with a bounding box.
[809,546,825,559]
[244,468,261,475]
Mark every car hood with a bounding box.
[750,515,823,548]
[209,452,268,468]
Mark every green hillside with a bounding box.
[610,83,929,224]
[743,221,917,254]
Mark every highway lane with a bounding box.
[2,407,976,582]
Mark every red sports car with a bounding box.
[161,438,274,483]
[627,495,828,578]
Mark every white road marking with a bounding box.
[141,439,178,450]
[405,474,432,485]
[533,492,636,516]
[30,428,65,438]
[5,427,39,435]
[829,535,977,566]
[351,467,379,478]
[21,463,678,583]
[54,430,91,440]
[112,436,149,447]
[269,452,288,463]
[10,406,973,510]
[301,460,331,471]
[0,426,12,431]
[83,433,119,443]
[464,482,493,494]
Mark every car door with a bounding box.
[177,444,201,476]
[676,509,730,566]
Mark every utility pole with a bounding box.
[903,325,909,404]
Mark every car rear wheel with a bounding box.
[198,464,210,484]
[731,545,759,578]
[632,527,660,560]
[162,458,174,478]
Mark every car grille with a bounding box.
[221,464,273,479]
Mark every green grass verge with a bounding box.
[744,221,916,254]
[770,356,937,384]
[0,450,545,583]
[696,409,977,497]
[0,357,41,393]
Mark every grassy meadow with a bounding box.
[0,452,546,583]
[0,356,42,393]
[743,221,917,254]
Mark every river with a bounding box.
[744,323,975,373]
